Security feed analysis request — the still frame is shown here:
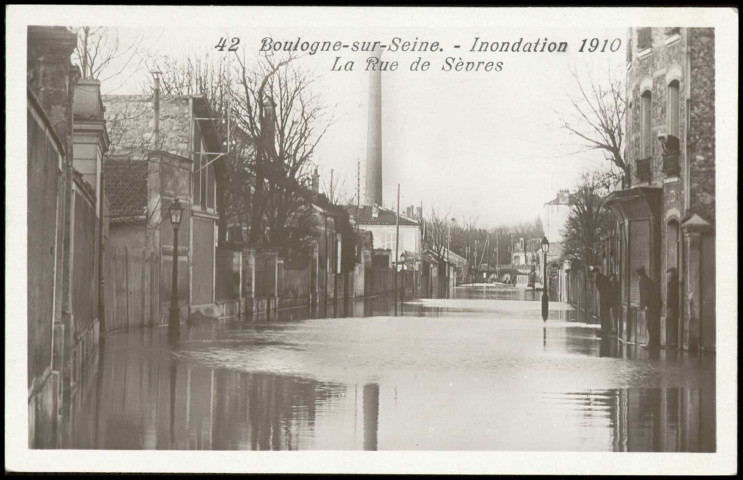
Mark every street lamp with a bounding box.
[541,236,549,321]
[168,199,184,340]
[399,253,407,309]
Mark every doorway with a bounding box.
[666,220,681,347]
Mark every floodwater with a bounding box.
[56,286,715,451]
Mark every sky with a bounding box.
[102,25,625,228]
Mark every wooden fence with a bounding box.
[103,245,161,333]
[565,267,599,322]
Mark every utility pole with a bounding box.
[330,168,334,202]
[356,159,360,262]
[394,184,400,313]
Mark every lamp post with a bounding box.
[541,236,549,321]
[398,253,407,313]
[168,199,184,340]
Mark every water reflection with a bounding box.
[363,383,380,451]
[56,290,714,452]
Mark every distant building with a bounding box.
[541,189,572,265]
[542,190,571,243]
[605,27,715,351]
[347,204,422,262]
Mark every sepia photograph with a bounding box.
[6,5,737,475]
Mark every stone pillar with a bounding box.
[683,230,701,352]
[681,214,712,352]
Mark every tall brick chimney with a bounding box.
[364,47,383,206]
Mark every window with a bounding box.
[667,81,680,138]
[640,90,652,158]
[637,28,652,51]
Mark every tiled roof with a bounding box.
[346,205,419,227]
[103,159,148,218]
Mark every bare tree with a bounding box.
[135,51,334,253]
[561,171,615,268]
[320,168,350,206]
[423,208,454,289]
[559,67,628,188]
[232,53,333,248]
[72,26,144,89]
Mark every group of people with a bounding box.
[592,269,620,337]
[592,266,679,349]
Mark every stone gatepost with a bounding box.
[681,214,713,352]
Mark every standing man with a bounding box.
[637,266,662,349]
[592,268,610,337]
[666,267,680,348]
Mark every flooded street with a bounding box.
[58,287,715,452]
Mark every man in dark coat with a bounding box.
[666,267,680,348]
[593,268,610,337]
[637,266,662,348]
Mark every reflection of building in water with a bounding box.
[610,387,715,452]
[60,339,347,450]
[363,383,380,451]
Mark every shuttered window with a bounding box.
[641,91,652,158]
[628,220,650,304]
[668,81,680,138]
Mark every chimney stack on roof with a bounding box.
[311,168,320,193]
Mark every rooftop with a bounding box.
[103,159,149,219]
[346,205,420,227]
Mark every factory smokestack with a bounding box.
[364,48,383,206]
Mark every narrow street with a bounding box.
[57,286,714,452]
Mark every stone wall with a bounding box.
[103,95,191,160]
[688,28,715,224]
[27,26,78,448]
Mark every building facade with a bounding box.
[347,205,422,262]
[102,93,227,320]
[606,27,715,351]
